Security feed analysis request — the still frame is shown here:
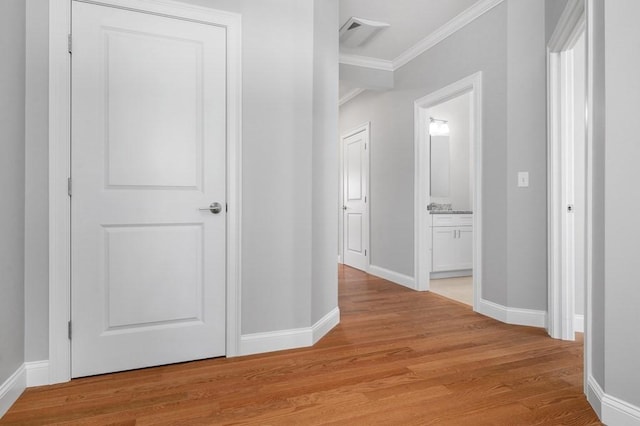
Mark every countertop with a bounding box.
[429,210,473,215]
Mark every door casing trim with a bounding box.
[48,0,242,384]
[546,0,586,342]
[413,72,483,314]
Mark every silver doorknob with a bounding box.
[199,202,223,214]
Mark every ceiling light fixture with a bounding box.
[429,118,450,136]
[339,17,390,48]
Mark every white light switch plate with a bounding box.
[518,172,529,188]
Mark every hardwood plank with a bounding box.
[1,265,601,425]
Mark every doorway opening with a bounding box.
[414,72,483,312]
[547,0,587,341]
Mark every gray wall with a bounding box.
[589,0,606,390]
[603,0,640,408]
[311,0,339,324]
[505,0,547,310]
[340,63,394,90]
[340,3,511,305]
[0,0,26,382]
[25,0,50,363]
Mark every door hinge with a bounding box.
[226,203,228,213]
[67,177,72,197]
[68,321,72,340]
[365,249,367,256]
[365,196,367,203]
[68,34,72,54]
[364,143,367,150]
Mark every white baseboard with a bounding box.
[368,265,416,290]
[477,298,547,328]
[312,307,340,344]
[588,375,640,425]
[0,364,26,418]
[574,314,584,333]
[430,269,472,280]
[25,361,50,387]
[337,255,342,264]
[239,307,340,357]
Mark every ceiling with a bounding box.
[339,0,482,101]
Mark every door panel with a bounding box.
[342,129,369,271]
[71,1,226,377]
[432,228,456,272]
[456,228,473,270]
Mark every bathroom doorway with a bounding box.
[414,73,483,311]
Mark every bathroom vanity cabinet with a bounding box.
[431,213,473,276]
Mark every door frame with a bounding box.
[48,0,242,384]
[339,122,370,272]
[414,72,483,313]
[546,0,586,341]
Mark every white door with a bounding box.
[342,128,369,271]
[71,1,227,377]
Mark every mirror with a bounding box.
[430,135,450,197]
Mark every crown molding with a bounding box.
[393,0,504,70]
[339,88,366,106]
[339,0,505,72]
[339,53,394,72]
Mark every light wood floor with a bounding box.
[2,266,601,425]
[429,276,473,306]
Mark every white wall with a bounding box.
[0,0,26,383]
[427,93,472,211]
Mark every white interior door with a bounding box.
[342,128,369,271]
[71,1,227,377]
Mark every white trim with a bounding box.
[337,255,342,264]
[339,53,394,72]
[414,72,483,315]
[340,123,371,273]
[338,0,505,72]
[393,0,504,70]
[585,0,595,399]
[49,0,242,384]
[574,314,584,333]
[368,265,415,290]
[477,299,547,329]
[547,0,586,342]
[588,375,640,425]
[239,308,340,357]
[312,307,341,344]
[25,361,50,387]
[0,365,26,418]
[339,88,366,107]
[430,270,472,280]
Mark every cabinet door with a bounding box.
[456,227,473,270]
[432,228,457,272]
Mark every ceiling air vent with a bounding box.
[339,17,390,48]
